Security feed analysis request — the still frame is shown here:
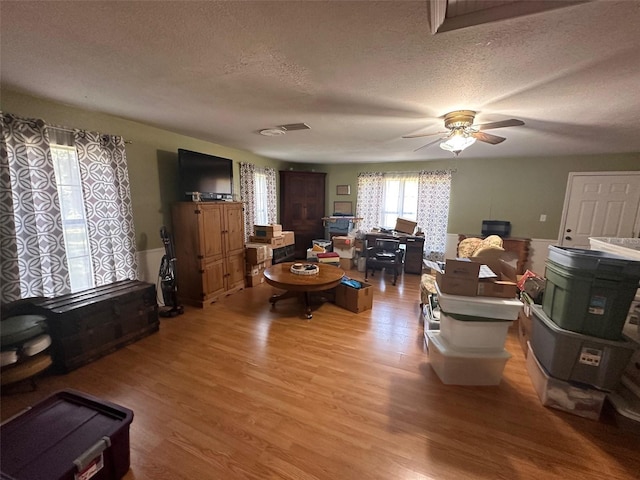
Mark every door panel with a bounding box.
[560,173,640,249]
[202,205,223,259]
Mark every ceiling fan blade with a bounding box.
[472,131,506,145]
[413,137,445,152]
[402,130,448,139]
[477,119,525,130]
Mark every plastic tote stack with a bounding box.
[426,282,522,386]
[527,246,640,420]
[588,237,640,434]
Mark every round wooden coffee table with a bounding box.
[263,262,345,319]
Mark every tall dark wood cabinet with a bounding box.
[280,171,326,259]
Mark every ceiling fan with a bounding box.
[403,110,525,156]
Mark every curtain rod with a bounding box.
[47,124,132,144]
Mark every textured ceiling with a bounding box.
[2,0,640,163]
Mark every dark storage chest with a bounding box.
[27,280,159,373]
[0,389,133,480]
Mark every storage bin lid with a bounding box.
[441,310,513,323]
[0,389,133,480]
[426,331,511,359]
[548,245,640,277]
[435,281,522,320]
[589,237,640,260]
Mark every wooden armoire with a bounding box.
[279,171,326,259]
[171,202,245,308]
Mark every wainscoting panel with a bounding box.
[136,248,164,304]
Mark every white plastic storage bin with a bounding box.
[425,331,511,386]
[526,342,606,420]
[435,281,522,320]
[439,311,512,351]
[589,237,640,261]
[605,376,640,435]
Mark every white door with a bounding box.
[559,172,640,249]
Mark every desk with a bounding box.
[458,235,531,275]
[365,233,425,274]
[263,262,345,319]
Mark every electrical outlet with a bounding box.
[539,214,547,222]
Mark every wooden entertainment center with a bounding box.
[172,202,246,308]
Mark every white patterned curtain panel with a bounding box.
[74,131,138,285]
[417,169,452,261]
[240,162,256,242]
[0,113,71,302]
[264,167,277,224]
[240,163,278,242]
[355,172,384,233]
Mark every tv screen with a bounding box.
[178,149,233,200]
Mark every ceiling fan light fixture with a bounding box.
[440,129,476,156]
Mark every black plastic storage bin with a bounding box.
[542,246,640,340]
[0,389,133,480]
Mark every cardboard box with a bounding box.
[246,259,270,276]
[249,235,285,247]
[339,258,353,270]
[334,245,355,259]
[282,231,295,246]
[254,224,282,238]
[435,259,518,298]
[477,259,518,298]
[245,273,265,287]
[245,243,273,265]
[335,281,374,313]
[395,218,417,235]
[435,259,481,296]
[332,236,354,249]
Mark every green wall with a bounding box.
[3,88,638,248]
[1,89,287,251]
[317,154,639,239]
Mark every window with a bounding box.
[381,174,418,228]
[50,145,94,292]
[253,170,268,225]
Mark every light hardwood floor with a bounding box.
[2,270,638,479]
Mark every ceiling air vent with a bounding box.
[279,123,310,131]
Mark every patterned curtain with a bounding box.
[0,113,71,302]
[74,131,138,285]
[355,172,384,233]
[264,167,277,224]
[240,162,256,242]
[417,169,452,261]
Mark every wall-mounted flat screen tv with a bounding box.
[178,148,233,201]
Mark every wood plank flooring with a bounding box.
[2,270,639,479]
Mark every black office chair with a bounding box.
[365,238,403,285]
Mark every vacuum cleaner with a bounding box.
[158,226,184,317]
